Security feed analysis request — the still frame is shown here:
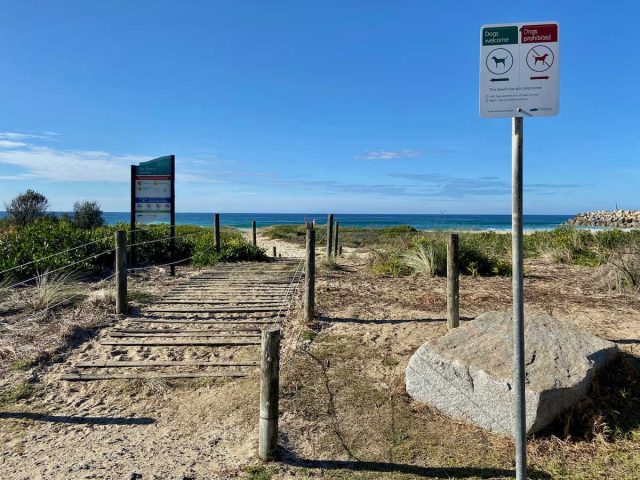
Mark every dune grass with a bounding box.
[263,223,640,283]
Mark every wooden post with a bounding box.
[304,222,315,323]
[214,213,221,252]
[339,245,343,256]
[115,230,128,315]
[326,214,334,258]
[252,220,257,246]
[272,246,277,257]
[447,233,459,329]
[333,221,339,257]
[259,328,281,461]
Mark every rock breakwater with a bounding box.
[567,210,640,228]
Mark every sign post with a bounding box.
[480,22,559,480]
[130,155,176,274]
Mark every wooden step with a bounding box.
[128,318,281,325]
[109,332,261,338]
[101,339,261,346]
[156,302,288,306]
[114,328,262,334]
[61,372,249,381]
[74,360,258,368]
[144,307,285,314]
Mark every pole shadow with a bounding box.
[317,315,475,325]
[0,412,155,425]
[279,449,551,479]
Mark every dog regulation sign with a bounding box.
[480,22,559,118]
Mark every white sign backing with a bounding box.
[480,22,559,118]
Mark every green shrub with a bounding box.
[3,189,50,226]
[380,225,418,234]
[72,200,105,229]
[0,219,265,282]
[192,236,267,266]
[371,257,412,277]
[262,224,311,243]
[263,223,419,248]
[0,217,114,281]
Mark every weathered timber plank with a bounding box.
[101,339,261,346]
[128,318,281,325]
[144,307,285,313]
[75,360,258,368]
[109,332,262,338]
[114,328,262,334]
[61,372,249,381]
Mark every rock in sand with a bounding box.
[405,311,618,436]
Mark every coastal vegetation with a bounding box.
[264,223,640,292]
[2,213,639,479]
[0,218,266,281]
[0,191,267,282]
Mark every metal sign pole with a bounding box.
[512,115,526,479]
[170,155,176,276]
[129,165,137,269]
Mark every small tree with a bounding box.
[4,189,50,226]
[72,200,105,229]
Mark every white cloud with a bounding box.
[0,132,58,141]
[356,149,422,160]
[0,145,148,182]
[0,134,231,184]
[0,140,27,148]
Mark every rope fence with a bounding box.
[0,234,115,277]
[4,248,116,290]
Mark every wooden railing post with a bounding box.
[326,214,334,258]
[305,222,315,323]
[447,233,460,329]
[252,220,257,246]
[259,328,281,461]
[333,221,339,257]
[272,246,277,258]
[214,213,221,252]
[115,230,128,315]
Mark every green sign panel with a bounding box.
[482,26,518,46]
[136,155,172,176]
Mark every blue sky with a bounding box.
[0,1,638,214]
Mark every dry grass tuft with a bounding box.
[595,251,640,293]
[25,270,84,311]
[84,288,116,309]
[402,242,446,277]
[320,256,345,272]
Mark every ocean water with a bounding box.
[97,212,574,231]
[0,211,577,231]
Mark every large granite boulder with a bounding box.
[405,312,618,436]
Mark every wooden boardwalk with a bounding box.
[61,259,303,381]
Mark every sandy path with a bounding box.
[1,240,638,479]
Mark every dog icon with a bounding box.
[492,56,507,68]
[533,53,549,65]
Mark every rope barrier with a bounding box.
[5,248,115,290]
[126,229,211,248]
[127,232,220,272]
[126,256,194,272]
[0,234,114,277]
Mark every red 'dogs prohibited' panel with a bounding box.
[521,24,558,43]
